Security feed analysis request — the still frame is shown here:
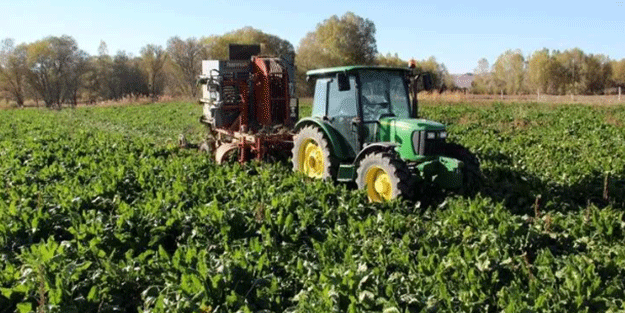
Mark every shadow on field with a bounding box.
[271,152,624,215]
[478,151,625,214]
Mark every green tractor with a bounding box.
[292,65,482,202]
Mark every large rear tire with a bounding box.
[292,125,337,180]
[356,151,412,202]
[442,142,483,195]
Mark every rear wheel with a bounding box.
[292,126,337,179]
[356,152,412,202]
[442,143,483,195]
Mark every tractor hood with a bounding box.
[379,118,446,132]
[378,117,447,161]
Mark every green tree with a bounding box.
[612,59,625,87]
[0,38,28,107]
[492,49,526,95]
[528,48,562,94]
[296,12,377,96]
[583,54,611,94]
[375,54,453,90]
[201,27,294,61]
[198,27,294,99]
[471,57,496,94]
[553,48,585,95]
[471,74,496,94]
[527,48,611,95]
[376,53,406,67]
[416,56,452,90]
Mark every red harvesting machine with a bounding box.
[197,44,298,163]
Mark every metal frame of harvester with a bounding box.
[197,44,298,164]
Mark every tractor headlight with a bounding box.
[439,131,447,139]
[426,132,436,140]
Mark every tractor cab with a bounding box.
[308,67,413,153]
[292,66,482,201]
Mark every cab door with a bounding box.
[327,75,360,157]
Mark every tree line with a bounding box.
[472,48,625,95]
[0,27,300,108]
[0,12,452,107]
[2,12,624,108]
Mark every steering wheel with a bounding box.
[363,99,392,121]
[362,102,377,120]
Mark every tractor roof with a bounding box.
[306,65,409,78]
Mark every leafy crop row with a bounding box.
[1,102,624,312]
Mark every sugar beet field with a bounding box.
[1,101,625,313]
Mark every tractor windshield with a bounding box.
[359,70,410,121]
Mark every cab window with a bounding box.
[311,78,330,117]
[328,75,357,117]
[359,71,410,121]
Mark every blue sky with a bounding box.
[1,0,623,73]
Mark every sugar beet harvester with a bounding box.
[197,45,482,202]
[196,44,298,164]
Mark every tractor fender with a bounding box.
[294,117,355,161]
[353,142,398,166]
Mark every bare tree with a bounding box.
[64,50,90,106]
[140,44,168,101]
[475,58,490,75]
[109,51,148,100]
[0,38,28,107]
[95,40,114,101]
[166,37,206,98]
[26,35,88,108]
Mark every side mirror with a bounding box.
[421,73,434,91]
[337,73,350,91]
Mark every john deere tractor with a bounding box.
[292,65,482,202]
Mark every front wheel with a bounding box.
[292,125,337,179]
[356,152,412,202]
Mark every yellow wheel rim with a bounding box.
[365,166,393,202]
[299,139,325,178]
